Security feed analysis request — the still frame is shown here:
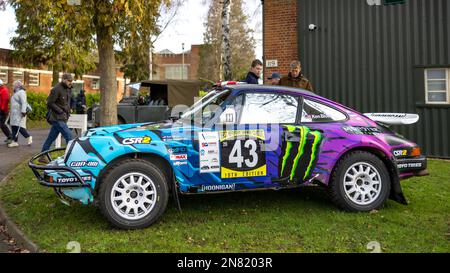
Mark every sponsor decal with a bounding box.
[162,135,186,142]
[279,126,323,182]
[342,126,381,135]
[69,161,99,167]
[170,154,188,161]
[393,149,408,157]
[201,184,236,192]
[199,132,221,173]
[122,136,152,145]
[220,129,267,178]
[56,175,92,183]
[168,146,187,154]
[397,162,423,169]
[173,161,188,166]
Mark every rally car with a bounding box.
[29,84,428,229]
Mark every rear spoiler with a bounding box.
[364,113,419,125]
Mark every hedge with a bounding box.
[26,91,101,121]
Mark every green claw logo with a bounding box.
[279,125,323,182]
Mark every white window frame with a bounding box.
[91,78,100,90]
[0,68,8,84]
[28,72,40,86]
[164,64,189,80]
[12,70,24,83]
[425,68,450,104]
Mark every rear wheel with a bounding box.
[328,151,391,212]
[98,159,169,229]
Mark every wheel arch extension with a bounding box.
[330,146,407,205]
[94,152,174,197]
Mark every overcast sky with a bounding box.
[0,0,262,59]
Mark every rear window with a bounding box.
[301,98,347,123]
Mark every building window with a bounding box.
[12,70,24,83]
[425,68,449,104]
[165,65,188,80]
[91,78,100,90]
[28,72,40,86]
[0,69,7,84]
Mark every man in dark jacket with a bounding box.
[0,79,12,143]
[75,89,87,114]
[40,73,74,160]
[244,59,263,84]
[279,60,314,92]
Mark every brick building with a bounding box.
[153,44,201,80]
[0,48,126,101]
[262,0,450,158]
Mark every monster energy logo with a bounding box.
[278,126,323,182]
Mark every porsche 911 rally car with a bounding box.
[29,84,428,229]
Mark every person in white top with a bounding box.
[8,80,32,147]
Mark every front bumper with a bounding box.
[29,148,90,188]
[395,156,429,178]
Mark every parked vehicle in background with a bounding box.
[88,80,203,127]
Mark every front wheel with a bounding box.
[98,159,169,229]
[328,151,391,212]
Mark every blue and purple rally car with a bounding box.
[29,84,428,229]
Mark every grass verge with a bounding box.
[0,160,449,253]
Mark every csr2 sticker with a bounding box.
[219,130,266,178]
[122,136,152,145]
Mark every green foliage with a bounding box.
[198,0,256,82]
[86,92,101,108]
[9,0,172,126]
[26,92,48,121]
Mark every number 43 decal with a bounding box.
[220,130,267,178]
[229,139,258,168]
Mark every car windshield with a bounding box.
[180,89,231,121]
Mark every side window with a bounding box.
[301,98,346,122]
[240,93,298,124]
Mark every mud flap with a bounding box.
[389,168,408,205]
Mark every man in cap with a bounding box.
[0,79,12,144]
[40,73,74,163]
[279,60,314,92]
[267,72,281,85]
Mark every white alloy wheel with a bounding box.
[110,172,157,220]
[343,162,382,206]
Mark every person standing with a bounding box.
[0,79,12,144]
[279,60,314,92]
[267,72,281,85]
[75,89,87,114]
[40,73,73,162]
[8,80,32,148]
[244,59,263,84]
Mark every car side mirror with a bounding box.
[219,106,237,124]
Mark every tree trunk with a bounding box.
[96,25,117,126]
[51,64,60,87]
[221,0,232,80]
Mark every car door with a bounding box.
[196,90,302,192]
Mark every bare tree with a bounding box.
[221,0,232,80]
